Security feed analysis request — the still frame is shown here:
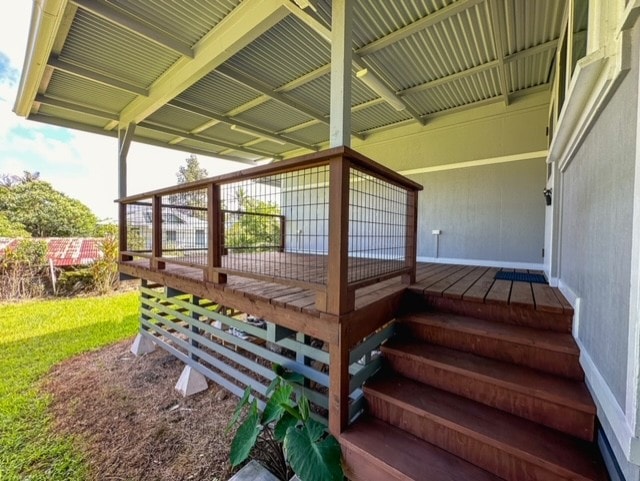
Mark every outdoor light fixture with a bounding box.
[356,68,406,111]
[230,124,286,145]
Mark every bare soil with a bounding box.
[42,338,237,481]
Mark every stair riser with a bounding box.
[403,322,584,380]
[417,294,573,333]
[341,443,411,481]
[366,394,593,481]
[384,352,595,441]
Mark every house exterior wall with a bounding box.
[412,158,545,263]
[558,17,640,481]
[352,93,549,267]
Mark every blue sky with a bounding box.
[0,3,243,220]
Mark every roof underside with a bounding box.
[16,0,576,164]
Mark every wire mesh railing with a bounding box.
[119,147,422,314]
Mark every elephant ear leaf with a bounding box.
[229,402,261,467]
[261,383,293,425]
[284,423,343,481]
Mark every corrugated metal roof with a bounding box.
[234,100,314,133]
[0,238,102,267]
[18,0,566,163]
[223,15,330,90]
[62,9,180,88]
[108,0,240,47]
[146,105,210,133]
[176,71,263,115]
[45,70,136,113]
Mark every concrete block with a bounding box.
[175,365,208,397]
[228,460,280,481]
[130,333,156,356]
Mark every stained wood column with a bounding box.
[328,323,349,436]
[317,156,354,315]
[403,189,418,284]
[329,0,353,148]
[151,195,165,270]
[206,183,226,284]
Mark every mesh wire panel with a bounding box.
[125,200,152,256]
[161,188,208,265]
[348,167,408,283]
[220,165,330,285]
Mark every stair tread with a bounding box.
[341,416,503,481]
[402,312,578,354]
[365,375,606,480]
[383,339,595,413]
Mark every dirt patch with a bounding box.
[42,339,237,481]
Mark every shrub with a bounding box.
[227,367,343,481]
[0,239,48,300]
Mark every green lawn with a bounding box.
[0,292,140,481]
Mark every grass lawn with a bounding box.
[0,292,139,481]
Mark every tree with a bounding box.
[225,188,281,252]
[176,154,208,184]
[0,180,97,237]
[170,154,209,216]
[0,213,31,237]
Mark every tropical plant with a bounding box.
[90,233,119,294]
[227,367,343,481]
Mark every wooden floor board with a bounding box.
[122,256,573,318]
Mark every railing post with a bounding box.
[328,324,349,436]
[403,189,418,284]
[151,195,165,270]
[206,183,226,284]
[316,156,354,315]
[118,202,132,261]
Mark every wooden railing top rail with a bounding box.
[117,147,422,204]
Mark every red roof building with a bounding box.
[0,238,102,267]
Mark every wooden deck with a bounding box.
[121,257,571,325]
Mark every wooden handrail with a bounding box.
[116,146,422,204]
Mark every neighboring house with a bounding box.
[126,207,208,252]
[0,237,102,267]
[13,1,640,480]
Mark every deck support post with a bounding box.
[318,156,354,315]
[175,365,208,397]
[328,323,350,436]
[402,189,419,285]
[329,0,353,148]
[151,195,165,270]
[206,183,227,284]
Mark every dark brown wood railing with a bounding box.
[118,146,422,316]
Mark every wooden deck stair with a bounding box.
[341,291,609,481]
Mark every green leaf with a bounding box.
[299,395,310,422]
[225,386,252,433]
[281,370,305,385]
[281,403,302,421]
[284,426,344,481]
[274,411,298,442]
[265,376,281,396]
[229,401,261,467]
[262,383,294,425]
[303,418,325,443]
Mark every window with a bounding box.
[166,230,177,242]
[195,229,206,247]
